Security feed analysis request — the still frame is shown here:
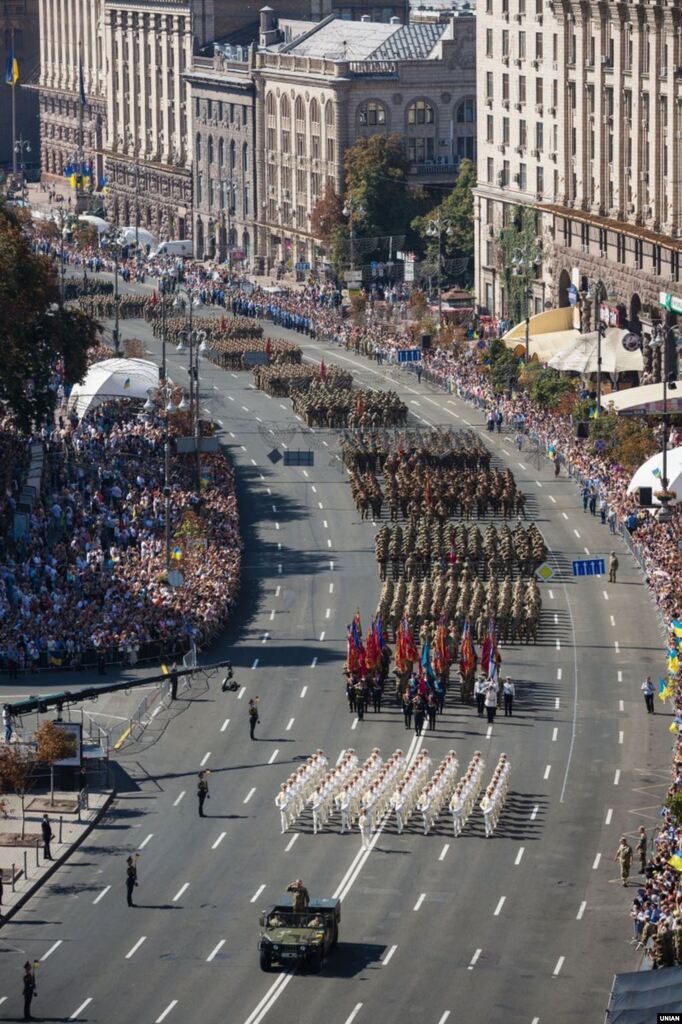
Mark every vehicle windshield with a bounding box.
[267,911,325,928]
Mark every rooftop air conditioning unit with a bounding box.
[502,55,509,65]
[535,104,543,114]
[498,144,507,152]
[515,58,523,66]
[531,59,540,69]
[513,173,520,183]
[548,106,556,116]
[514,101,523,110]
[531,148,540,157]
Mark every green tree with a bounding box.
[520,364,575,409]
[343,134,427,250]
[0,203,99,430]
[35,720,77,805]
[411,158,476,273]
[497,206,542,324]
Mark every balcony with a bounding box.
[408,158,460,179]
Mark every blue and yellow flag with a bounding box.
[123,377,131,390]
[668,849,682,870]
[652,466,662,479]
[4,48,19,86]
[672,620,682,639]
[170,546,183,561]
[659,678,671,701]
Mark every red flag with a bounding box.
[459,620,476,677]
[320,359,327,381]
[265,337,273,359]
[356,393,365,418]
[150,291,159,307]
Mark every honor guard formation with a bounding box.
[274,748,511,840]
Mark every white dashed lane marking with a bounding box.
[244,788,256,804]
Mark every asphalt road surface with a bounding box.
[0,303,669,1024]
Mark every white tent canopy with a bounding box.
[547,328,643,374]
[602,380,682,415]
[627,445,682,505]
[78,215,110,235]
[67,358,159,420]
[119,227,158,250]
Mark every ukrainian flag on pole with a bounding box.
[5,45,19,86]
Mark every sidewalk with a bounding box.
[0,789,114,922]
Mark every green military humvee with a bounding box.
[258,897,340,972]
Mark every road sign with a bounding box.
[660,291,682,314]
[344,270,362,284]
[572,558,605,577]
[404,261,415,282]
[243,351,269,366]
[167,570,184,588]
[535,562,554,582]
[283,450,314,467]
[295,261,311,271]
[397,349,421,363]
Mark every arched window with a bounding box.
[295,96,305,156]
[281,94,291,152]
[324,101,335,162]
[218,138,225,166]
[195,133,202,163]
[229,140,236,174]
[207,135,214,164]
[310,98,321,159]
[242,142,249,174]
[266,92,276,150]
[407,99,434,125]
[357,100,387,128]
[456,97,475,123]
[406,99,436,164]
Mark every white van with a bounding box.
[154,239,194,258]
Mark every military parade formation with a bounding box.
[274,747,511,840]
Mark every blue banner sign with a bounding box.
[397,349,421,363]
[572,558,606,577]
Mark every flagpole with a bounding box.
[11,29,17,177]
[76,39,85,212]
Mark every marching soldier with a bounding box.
[126,854,139,907]
[636,827,648,874]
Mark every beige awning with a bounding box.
[502,305,577,342]
[504,328,584,363]
[602,380,682,415]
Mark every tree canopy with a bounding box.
[412,158,476,274]
[343,134,427,247]
[0,203,99,431]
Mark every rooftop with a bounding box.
[280,17,450,61]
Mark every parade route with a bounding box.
[0,305,668,1024]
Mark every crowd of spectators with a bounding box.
[0,401,241,674]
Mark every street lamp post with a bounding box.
[106,232,126,356]
[649,325,679,517]
[177,316,207,494]
[159,272,172,381]
[14,137,31,199]
[426,216,453,325]
[510,241,542,363]
[342,198,364,272]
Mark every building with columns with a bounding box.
[1,0,40,171]
[35,0,106,188]
[102,0,205,241]
[186,45,256,262]
[253,7,475,270]
[474,0,682,346]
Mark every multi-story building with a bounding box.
[253,7,476,269]
[474,0,682,343]
[1,0,40,171]
[35,0,106,189]
[186,44,256,262]
[102,0,205,240]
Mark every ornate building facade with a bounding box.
[186,46,256,262]
[474,0,682,344]
[36,0,106,188]
[102,0,204,240]
[1,0,40,170]
[253,8,476,269]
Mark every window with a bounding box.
[310,98,321,158]
[502,30,509,57]
[519,163,527,190]
[325,101,335,161]
[243,143,249,175]
[207,136,214,164]
[197,173,203,206]
[195,133,202,163]
[535,32,543,60]
[486,114,494,143]
[218,138,224,167]
[653,244,662,275]
[502,117,510,145]
[295,96,306,155]
[535,122,543,150]
[519,120,527,148]
[502,74,509,100]
[519,76,526,103]
[672,250,680,283]
[407,100,434,125]
[487,157,494,183]
[456,97,475,123]
[518,32,526,59]
[634,239,643,270]
[536,165,544,194]
[486,28,493,57]
[281,95,291,152]
[536,78,543,105]
[357,100,387,127]
[207,99,212,119]
[266,92,276,150]
[229,140,236,173]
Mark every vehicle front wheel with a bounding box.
[260,950,273,972]
[308,951,323,973]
